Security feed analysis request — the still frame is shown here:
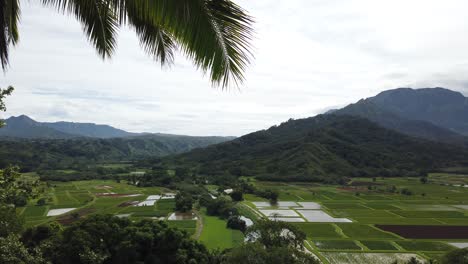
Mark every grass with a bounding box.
[396,241,455,252]
[291,223,343,239]
[22,206,47,217]
[167,220,197,229]
[360,240,398,251]
[323,203,368,210]
[391,210,467,218]
[199,214,243,250]
[337,224,398,239]
[157,199,175,211]
[313,240,362,250]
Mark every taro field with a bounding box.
[17,179,242,250]
[240,174,468,264]
[18,173,468,263]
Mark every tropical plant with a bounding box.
[0,86,13,127]
[1,0,254,88]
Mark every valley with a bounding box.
[3,87,468,264]
[17,169,468,264]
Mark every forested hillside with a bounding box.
[0,135,232,171]
[160,115,468,182]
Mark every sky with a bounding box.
[1,0,468,137]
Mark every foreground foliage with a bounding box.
[1,0,253,88]
[23,215,214,264]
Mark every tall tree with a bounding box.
[1,0,254,88]
[225,219,318,264]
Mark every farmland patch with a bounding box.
[259,209,300,217]
[47,208,76,216]
[313,240,361,250]
[298,210,351,223]
[377,225,468,239]
[321,252,425,264]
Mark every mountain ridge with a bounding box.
[159,114,468,182]
[0,115,235,140]
[334,87,468,144]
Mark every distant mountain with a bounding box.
[0,134,234,171]
[371,88,468,135]
[0,115,76,139]
[0,115,136,139]
[160,115,468,182]
[0,115,234,171]
[0,115,235,141]
[43,121,136,138]
[334,88,468,144]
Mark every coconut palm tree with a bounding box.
[0,0,253,88]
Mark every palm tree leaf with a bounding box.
[124,0,254,88]
[0,0,20,70]
[42,0,118,58]
[125,6,175,66]
[7,0,254,88]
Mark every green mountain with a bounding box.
[160,115,468,182]
[335,88,468,144]
[0,115,77,139]
[0,115,135,138]
[42,121,136,138]
[0,134,234,171]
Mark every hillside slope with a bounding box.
[42,121,136,138]
[0,115,77,139]
[161,115,468,182]
[0,134,233,171]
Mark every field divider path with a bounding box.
[65,191,80,204]
[390,241,405,251]
[432,218,446,224]
[193,210,204,240]
[386,210,405,218]
[295,195,305,200]
[354,240,368,251]
[332,223,348,238]
[241,203,264,219]
[16,207,26,216]
[294,209,308,222]
[304,240,330,264]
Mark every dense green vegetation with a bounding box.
[0,134,231,172]
[6,172,466,264]
[160,115,468,182]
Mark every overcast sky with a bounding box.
[1,0,468,136]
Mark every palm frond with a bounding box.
[125,5,175,66]
[42,0,118,58]
[4,0,254,88]
[124,0,254,88]
[0,0,20,70]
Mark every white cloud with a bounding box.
[1,0,468,136]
